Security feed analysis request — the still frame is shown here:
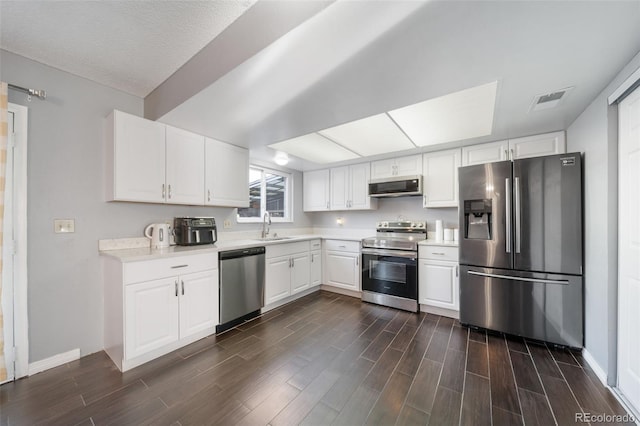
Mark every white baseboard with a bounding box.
[29,348,80,376]
[581,348,608,386]
[319,285,361,299]
[420,304,459,319]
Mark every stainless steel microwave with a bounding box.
[368,175,423,197]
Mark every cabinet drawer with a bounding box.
[324,239,360,253]
[266,241,310,259]
[309,239,322,250]
[123,252,218,285]
[418,246,458,262]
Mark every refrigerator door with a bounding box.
[459,265,583,348]
[512,153,582,275]
[459,161,513,269]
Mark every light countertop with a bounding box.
[100,234,365,262]
[419,239,459,247]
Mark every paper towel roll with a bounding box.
[435,220,443,242]
[444,228,453,241]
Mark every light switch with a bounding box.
[54,219,75,233]
[223,220,232,229]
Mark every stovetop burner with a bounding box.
[362,220,427,251]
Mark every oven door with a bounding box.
[361,249,418,299]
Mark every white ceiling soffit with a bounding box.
[268,134,359,164]
[319,113,416,156]
[0,1,256,97]
[158,0,425,144]
[389,81,498,147]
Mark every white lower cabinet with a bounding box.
[323,240,361,292]
[265,241,312,306]
[418,246,459,312]
[104,252,218,372]
[310,250,322,286]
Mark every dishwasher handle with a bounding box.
[219,246,266,260]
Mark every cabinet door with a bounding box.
[310,250,322,287]
[291,253,310,295]
[330,166,349,210]
[111,110,166,203]
[165,126,205,205]
[303,169,330,211]
[461,140,509,166]
[423,149,461,208]
[395,154,423,176]
[370,158,396,179]
[125,277,179,360]
[179,270,218,339]
[509,131,566,159]
[265,256,292,305]
[325,251,360,291]
[205,138,249,207]
[418,260,459,311]
[349,163,375,210]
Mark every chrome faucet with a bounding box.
[261,211,271,238]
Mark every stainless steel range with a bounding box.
[361,221,426,313]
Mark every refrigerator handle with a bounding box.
[515,177,521,254]
[505,178,512,253]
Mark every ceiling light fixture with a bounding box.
[274,151,289,166]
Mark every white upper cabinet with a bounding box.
[106,110,166,203]
[423,148,461,208]
[461,132,566,166]
[165,126,205,205]
[370,154,422,179]
[461,140,509,166]
[205,138,249,207]
[303,169,330,211]
[509,131,565,159]
[330,163,376,211]
[330,166,349,210]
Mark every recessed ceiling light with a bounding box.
[388,81,498,147]
[268,133,360,164]
[319,113,415,156]
[273,151,289,166]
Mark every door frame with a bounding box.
[8,102,29,379]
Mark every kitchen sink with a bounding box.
[254,236,293,241]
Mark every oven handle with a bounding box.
[361,248,417,259]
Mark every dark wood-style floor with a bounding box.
[1,291,633,426]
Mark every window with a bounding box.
[237,166,292,222]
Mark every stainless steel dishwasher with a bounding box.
[217,246,265,333]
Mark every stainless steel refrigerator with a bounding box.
[458,152,583,348]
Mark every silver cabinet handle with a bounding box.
[207,189,211,202]
[174,280,178,297]
[510,149,514,160]
[423,195,427,207]
[326,201,330,209]
[504,149,508,160]
[311,254,314,263]
[338,245,346,248]
[356,256,359,266]
[292,258,295,268]
[181,280,185,295]
[171,264,189,269]
[467,270,568,285]
[162,184,166,199]
[168,184,172,199]
[432,252,445,256]
[515,177,521,254]
[505,178,512,254]
[456,265,459,277]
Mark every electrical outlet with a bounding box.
[54,219,75,233]
[223,220,232,229]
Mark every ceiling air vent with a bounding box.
[529,86,574,112]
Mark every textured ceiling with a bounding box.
[0,0,256,97]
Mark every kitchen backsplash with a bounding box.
[308,197,458,231]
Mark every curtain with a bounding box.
[0,81,7,382]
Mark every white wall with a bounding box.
[567,49,640,384]
[0,50,311,363]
